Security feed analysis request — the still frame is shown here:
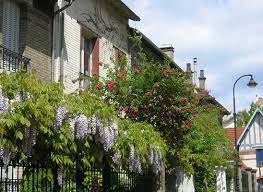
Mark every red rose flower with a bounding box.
[175,107,182,112]
[106,81,117,90]
[185,120,190,129]
[96,84,102,90]
[116,73,125,78]
[145,90,151,96]
[154,82,160,88]
[179,98,188,103]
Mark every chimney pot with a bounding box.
[193,58,198,84]
[186,63,191,71]
[160,44,174,61]
[199,69,206,90]
[186,63,193,81]
[200,70,205,78]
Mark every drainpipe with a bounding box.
[59,12,64,83]
[51,0,75,82]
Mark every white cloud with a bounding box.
[123,0,263,112]
[230,51,263,72]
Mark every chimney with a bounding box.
[186,63,193,81]
[160,44,174,60]
[193,58,197,84]
[199,69,206,89]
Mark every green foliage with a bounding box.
[237,102,263,126]
[115,120,166,169]
[87,43,236,183]
[89,61,193,169]
[180,107,235,190]
[0,71,166,173]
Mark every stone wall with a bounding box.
[21,6,52,82]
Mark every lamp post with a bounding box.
[233,74,257,191]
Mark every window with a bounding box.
[83,38,92,77]
[80,28,100,88]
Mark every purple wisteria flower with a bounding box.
[75,114,89,139]
[54,107,68,132]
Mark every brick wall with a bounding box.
[21,6,52,82]
[0,0,3,45]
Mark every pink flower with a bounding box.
[145,91,151,96]
[175,107,182,112]
[179,98,188,103]
[106,81,117,90]
[96,84,102,90]
[154,82,160,88]
[116,73,125,78]
[185,120,190,129]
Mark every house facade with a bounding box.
[0,0,52,79]
[238,108,263,178]
[53,0,139,93]
[0,0,140,93]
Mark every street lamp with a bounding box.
[233,74,257,191]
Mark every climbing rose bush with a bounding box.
[89,62,196,170]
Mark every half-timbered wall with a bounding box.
[239,110,263,152]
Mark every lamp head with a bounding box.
[247,77,258,88]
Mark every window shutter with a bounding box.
[92,38,100,76]
[3,0,20,52]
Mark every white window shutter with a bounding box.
[3,0,20,52]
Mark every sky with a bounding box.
[122,0,263,113]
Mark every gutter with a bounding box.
[54,0,75,16]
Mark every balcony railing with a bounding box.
[0,46,30,72]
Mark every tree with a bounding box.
[84,32,235,191]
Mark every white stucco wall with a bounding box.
[240,152,259,178]
[63,13,81,93]
[216,166,227,192]
[175,172,195,192]
[66,0,129,53]
[53,0,131,93]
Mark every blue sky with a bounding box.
[122,0,263,113]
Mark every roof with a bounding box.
[107,0,140,21]
[140,31,183,72]
[212,99,230,115]
[129,27,183,72]
[225,127,244,147]
[237,108,263,145]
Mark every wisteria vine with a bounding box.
[0,93,165,186]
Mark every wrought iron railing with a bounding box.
[0,162,153,192]
[0,46,30,72]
